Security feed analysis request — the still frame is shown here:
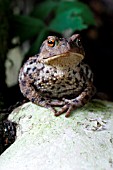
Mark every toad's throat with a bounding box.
[43,52,84,67]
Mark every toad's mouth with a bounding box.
[43,52,84,67]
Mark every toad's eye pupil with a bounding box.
[48,40,55,47]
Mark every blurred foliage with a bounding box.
[10,0,95,56]
[0,0,11,106]
[0,0,95,107]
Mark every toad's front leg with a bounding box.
[19,72,53,111]
[55,82,96,117]
[19,72,66,114]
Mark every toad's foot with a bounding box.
[54,83,96,117]
[49,100,65,106]
[47,100,66,115]
[54,98,84,117]
[54,100,77,117]
[54,104,74,117]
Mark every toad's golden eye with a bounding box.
[47,39,55,47]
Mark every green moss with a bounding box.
[82,99,113,112]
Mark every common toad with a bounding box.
[19,34,96,117]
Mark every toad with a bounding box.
[19,34,96,117]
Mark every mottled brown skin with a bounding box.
[19,34,96,117]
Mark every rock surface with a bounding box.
[0,100,113,170]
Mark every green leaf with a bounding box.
[56,1,95,25]
[49,9,87,34]
[12,15,45,42]
[80,5,95,25]
[26,28,49,56]
[56,1,80,14]
[30,1,58,20]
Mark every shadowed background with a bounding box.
[0,0,113,109]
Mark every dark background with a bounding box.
[0,0,113,108]
[81,0,113,100]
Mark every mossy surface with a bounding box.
[0,99,113,170]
